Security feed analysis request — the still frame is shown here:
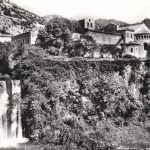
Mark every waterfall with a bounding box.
[0,80,28,148]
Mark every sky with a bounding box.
[11,0,150,23]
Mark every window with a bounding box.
[127,33,129,38]
[89,19,91,22]
[131,48,133,53]
[90,23,92,28]
[87,22,89,27]
[137,36,140,40]
[141,35,144,39]
[131,34,133,38]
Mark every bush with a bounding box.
[123,54,137,59]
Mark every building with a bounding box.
[117,23,149,58]
[79,18,150,58]
[12,31,38,47]
[0,34,12,42]
[79,18,122,46]
[71,33,81,41]
[84,29,122,45]
[79,18,95,31]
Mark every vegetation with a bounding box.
[123,54,138,59]
[37,16,123,58]
[4,46,148,149]
[37,16,97,58]
[0,42,16,74]
[37,16,83,49]
[0,0,42,35]
[0,2,150,149]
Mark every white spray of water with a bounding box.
[0,80,28,148]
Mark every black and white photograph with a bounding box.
[0,0,150,149]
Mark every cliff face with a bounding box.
[12,51,150,149]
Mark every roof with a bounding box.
[118,23,143,30]
[125,41,140,46]
[12,31,38,38]
[12,31,31,38]
[117,23,150,34]
[134,28,150,34]
[117,28,134,32]
[0,34,12,37]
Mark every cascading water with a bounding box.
[0,80,28,148]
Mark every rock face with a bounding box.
[0,0,43,35]
[12,55,150,149]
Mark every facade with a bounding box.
[79,18,95,31]
[12,31,38,47]
[117,23,150,58]
[85,30,121,45]
[0,34,12,42]
[123,42,140,57]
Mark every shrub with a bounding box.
[123,54,137,59]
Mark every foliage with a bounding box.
[123,54,138,59]
[10,46,150,149]
[100,45,123,58]
[37,16,83,50]
[36,16,95,57]
[0,42,17,74]
[65,35,96,57]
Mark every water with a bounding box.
[0,80,28,148]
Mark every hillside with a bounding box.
[42,14,61,25]
[0,0,43,35]
[95,18,128,31]
[143,18,150,29]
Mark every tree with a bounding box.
[65,35,96,57]
[0,42,16,73]
[36,16,84,52]
[37,16,72,49]
[100,45,123,58]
